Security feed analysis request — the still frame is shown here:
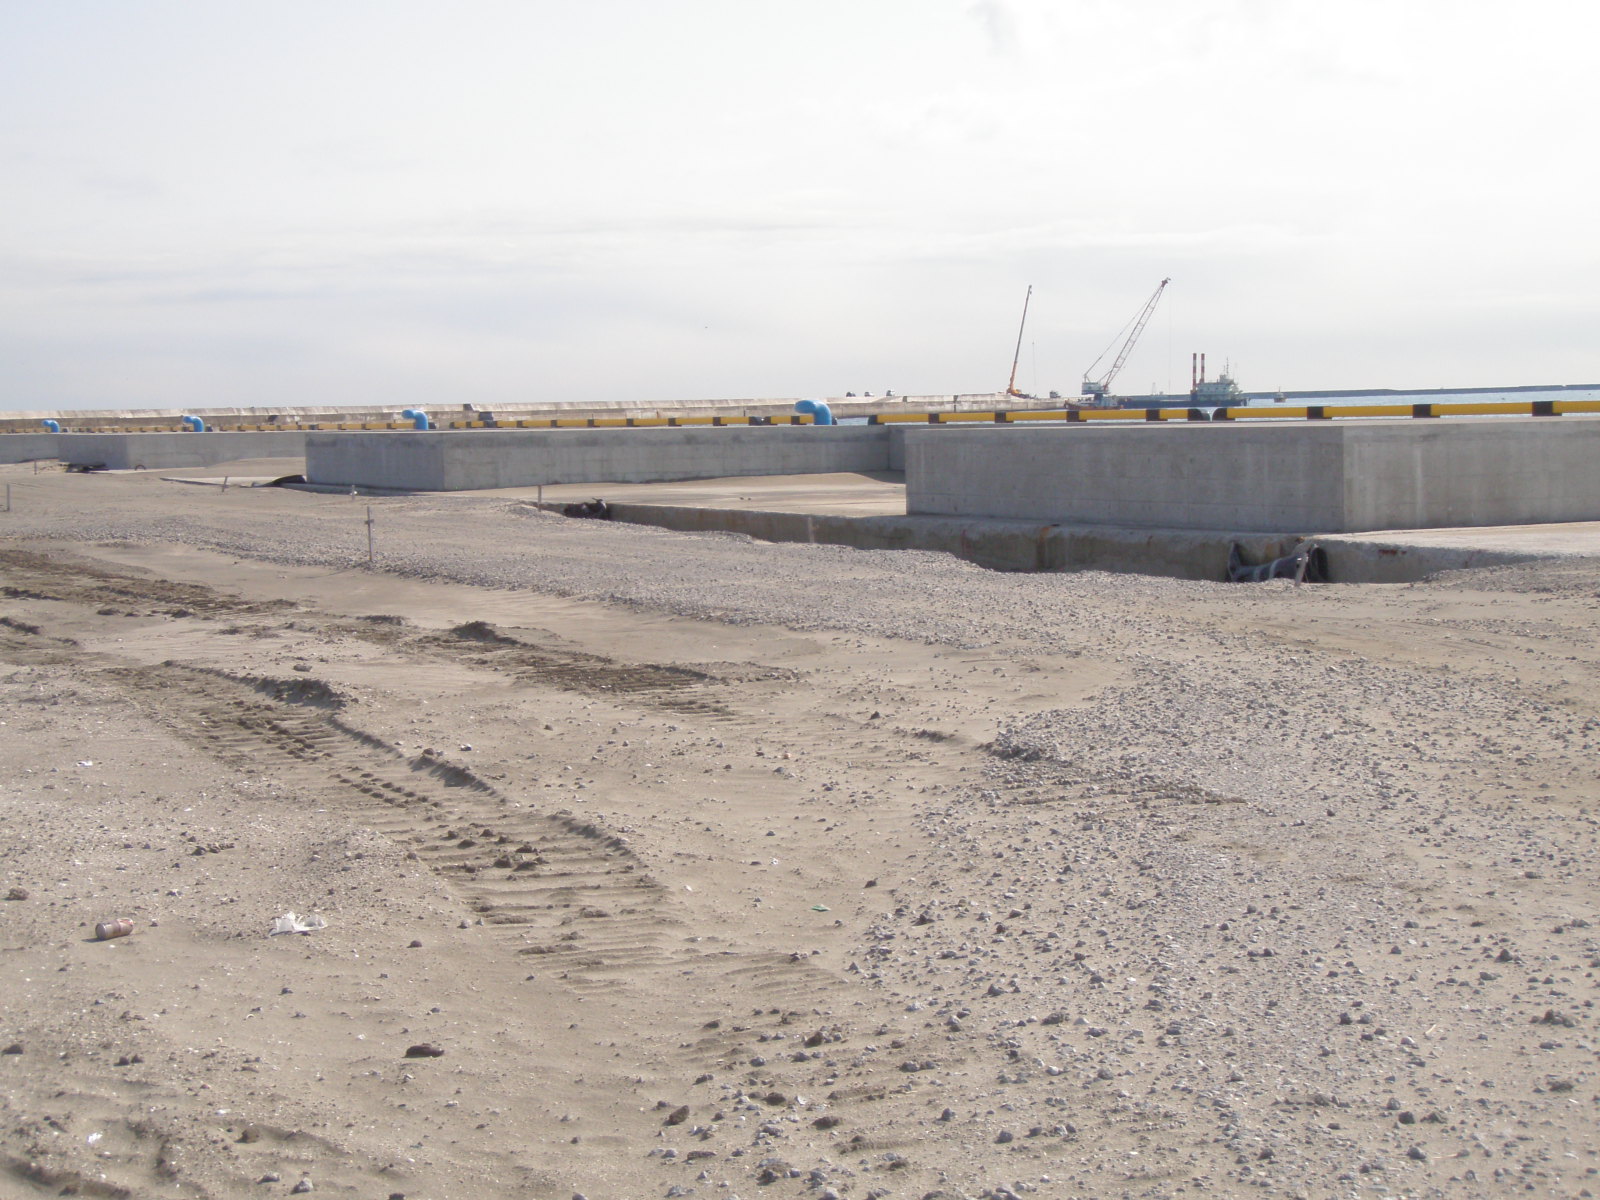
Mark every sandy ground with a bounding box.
[1,461,1598,1200]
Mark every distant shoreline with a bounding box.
[1117,381,1600,405]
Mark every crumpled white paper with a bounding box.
[269,911,328,935]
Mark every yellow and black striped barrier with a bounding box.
[865,398,1600,425]
[6,399,1598,437]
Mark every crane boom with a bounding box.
[1005,285,1032,398]
[1082,277,1170,401]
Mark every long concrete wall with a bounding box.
[49,432,308,470]
[0,392,1023,433]
[305,426,894,491]
[905,418,1600,532]
[0,433,59,464]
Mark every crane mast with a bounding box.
[1081,277,1170,403]
[1005,285,1032,398]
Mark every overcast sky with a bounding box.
[2,0,1595,411]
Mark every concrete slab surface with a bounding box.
[474,470,907,515]
[103,457,307,481]
[1323,521,1600,557]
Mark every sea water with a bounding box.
[1236,385,1600,411]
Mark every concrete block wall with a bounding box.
[0,433,59,464]
[51,432,308,470]
[306,426,894,491]
[1340,421,1600,528]
[907,424,1346,532]
[906,418,1600,533]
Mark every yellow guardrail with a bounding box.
[1002,409,1070,422]
[6,399,1599,436]
[1435,401,1534,417]
[1306,404,1409,419]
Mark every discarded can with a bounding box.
[95,918,135,941]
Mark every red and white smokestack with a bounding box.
[1191,353,1197,390]
[1201,353,1207,384]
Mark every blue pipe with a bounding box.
[402,409,431,430]
[42,419,61,433]
[181,415,206,432]
[794,399,835,426]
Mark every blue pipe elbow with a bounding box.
[42,419,61,433]
[794,399,834,426]
[402,409,431,430]
[181,415,206,432]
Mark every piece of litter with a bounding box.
[270,912,328,936]
[77,761,94,768]
[811,905,830,912]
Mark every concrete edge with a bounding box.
[535,502,1303,580]
[1314,538,1543,583]
[534,502,1571,583]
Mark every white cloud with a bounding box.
[967,0,1020,57]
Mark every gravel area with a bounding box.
[2,464,1598,1200]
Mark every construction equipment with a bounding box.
[1081,277,1170,403]
[1005,285,1033,398]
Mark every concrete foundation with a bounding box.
[581,502,1287,575]
[539,503,1552,582]
[305,426,895,491]
[906,418,1600,532]
[50,432,307,470]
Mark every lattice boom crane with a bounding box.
[1081,277,1170,401]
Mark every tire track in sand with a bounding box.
[98,661,845,1016]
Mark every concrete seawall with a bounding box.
[39,432,309,470]
[0,392,1021,433]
